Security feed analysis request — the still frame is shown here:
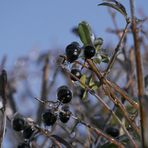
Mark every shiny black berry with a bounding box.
[12,116,26,131]
[66,42,81,63]
[106,127,119,138]
[70,69,81,81]
[59,106,71,123]
[23,126,34,139]
[17,142,30,148]
[57,86,72,103]
[42,110,57,126]
[84,45,96,59]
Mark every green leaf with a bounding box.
[82,90,88,101]
[80,74,87,89]
[89,78,100,91]
[98,0,127,20]
[89,77,94,86]
[78,21,94,46]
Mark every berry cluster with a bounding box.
[65,42,96,63]
[42,85,72,126]
[12,115,34,148]
[11,85,73,147]
[65,42,97,83]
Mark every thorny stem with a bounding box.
[103,85,140,136]
[84,60,139,147]
[129,0,145,147]
[103,21,130,77]
[107,80,139,109]
[92,92,137,147]
[87,59,139,109]
[60,63,137,147]
[71,115,125,148]
[35,91,123,147]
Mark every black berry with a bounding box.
[12,116,26,131]
[17,142,30,148]
[42,109,57,126]
[106,127,119,138]
[66,42,81,63]
[70,69,81,81]
[23,126,34,139]
[57,86,72,103]
[84,45,96,59]
[59,106,71,123]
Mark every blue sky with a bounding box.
[0,0,147,67]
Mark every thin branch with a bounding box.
[104,85,140,136]
[36,57,49,124]
[103,21,130,77]
[86,59,139,109]
[129,0,145,147]
[60,63,136,147]
[0,70,7,147]
[71,115,125,148]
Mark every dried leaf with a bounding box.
[98,0,127,19]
